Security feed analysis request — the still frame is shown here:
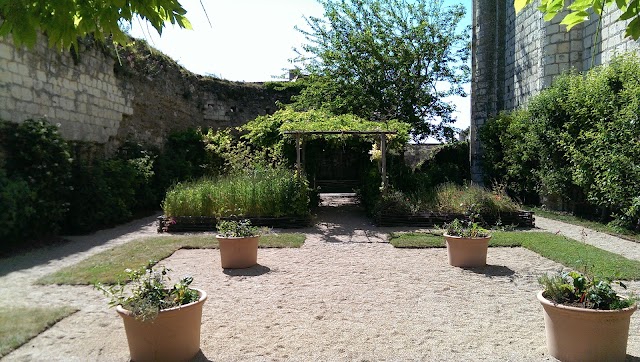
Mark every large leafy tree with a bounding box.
[0,0,191,51]
[292,0,470,141]
[515,0,640,39]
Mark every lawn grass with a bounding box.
[0,306,77,358]
[36,233,305,285]
[390,231,640,280]
[529,206,640,243]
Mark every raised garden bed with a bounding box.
[375,210,534,228]
[157,215,312,233]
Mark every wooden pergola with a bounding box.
[283,130,397,191]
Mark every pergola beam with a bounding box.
[283,130,397,191]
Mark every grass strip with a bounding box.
[389,231,640,280]
[36,233,305,285]
[0,306,77,358]
[528,207,640,243]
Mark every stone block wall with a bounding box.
[0,36,133,143]
[0,36,294,155]
[471,0,640,183]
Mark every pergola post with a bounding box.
[380,133,387,193]
[295,133,302,176]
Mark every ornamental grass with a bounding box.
[162,167,310,218]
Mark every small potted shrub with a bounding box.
[96,264,207,362]
[537,270,638,362]
[215,219,264,269]
[442,218,492,267]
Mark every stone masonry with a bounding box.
[0,36,133,144]
[471,0,640,183]
[0,35,294,154]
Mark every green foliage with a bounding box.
[413,141,470,188]
[539,269,637,310]
[515,0,640,40]
[434,183,521,217]
[372,182,521,220]
[96,263,199,322]
[3,119,72,237]
[482,54,640,229]
[293,0,470,140]
[154,128,224,194]
[162,167,311,218]
[0,0,191,51]
[0,170,35,251]
[216,219,262,238]
[443,219,491,238]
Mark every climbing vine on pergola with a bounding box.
[275,111,410,192]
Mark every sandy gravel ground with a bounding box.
[1,195,639,361]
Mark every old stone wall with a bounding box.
[471,0,640,183]
[0,36,133,144]
[0,36,294,155]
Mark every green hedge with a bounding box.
[480,53,640,230]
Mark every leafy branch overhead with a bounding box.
[0,0,192,51]
[514,0,640,39]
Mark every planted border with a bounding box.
[375,210,534,228]
[158,215,312,233]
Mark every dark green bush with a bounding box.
[0,170,35,251]
[65,143,160,234]
[154,129,223,194]
[3,119,72,237]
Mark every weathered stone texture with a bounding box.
[0,36,133,144]
[471,0,640,183]
[0,36,293,154]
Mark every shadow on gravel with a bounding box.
[0,213,160,277]
[190,350,212,362]
[463,265,516,278]
[626,355,640,362]
[223,264,271,277]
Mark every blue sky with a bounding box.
[129,0,471,131]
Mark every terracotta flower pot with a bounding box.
[537,290,637,362]
[216,235,259,268]
[116,288,207,362]
[443,234,491,267]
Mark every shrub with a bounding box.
[3,119,72,237]
[0,170,35,251]
[480,53,640,229]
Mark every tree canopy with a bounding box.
[515,0,640,39]
[292,0,470,141]
[0,0,191,51]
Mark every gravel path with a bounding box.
[1,195,639,361]
[534,215,640,261]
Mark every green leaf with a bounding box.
[625,16,640,39]
[514,0,533,13]
[561,11,591,30]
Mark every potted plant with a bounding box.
[442,218,492,267]
[96,263,207,362]
[215,219,264,269]
[537,270,638,362]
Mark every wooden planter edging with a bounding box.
[157,215,312,233]
[374,210,534,228]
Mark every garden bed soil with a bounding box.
[375,210,535,228]
[157,215,312,232]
